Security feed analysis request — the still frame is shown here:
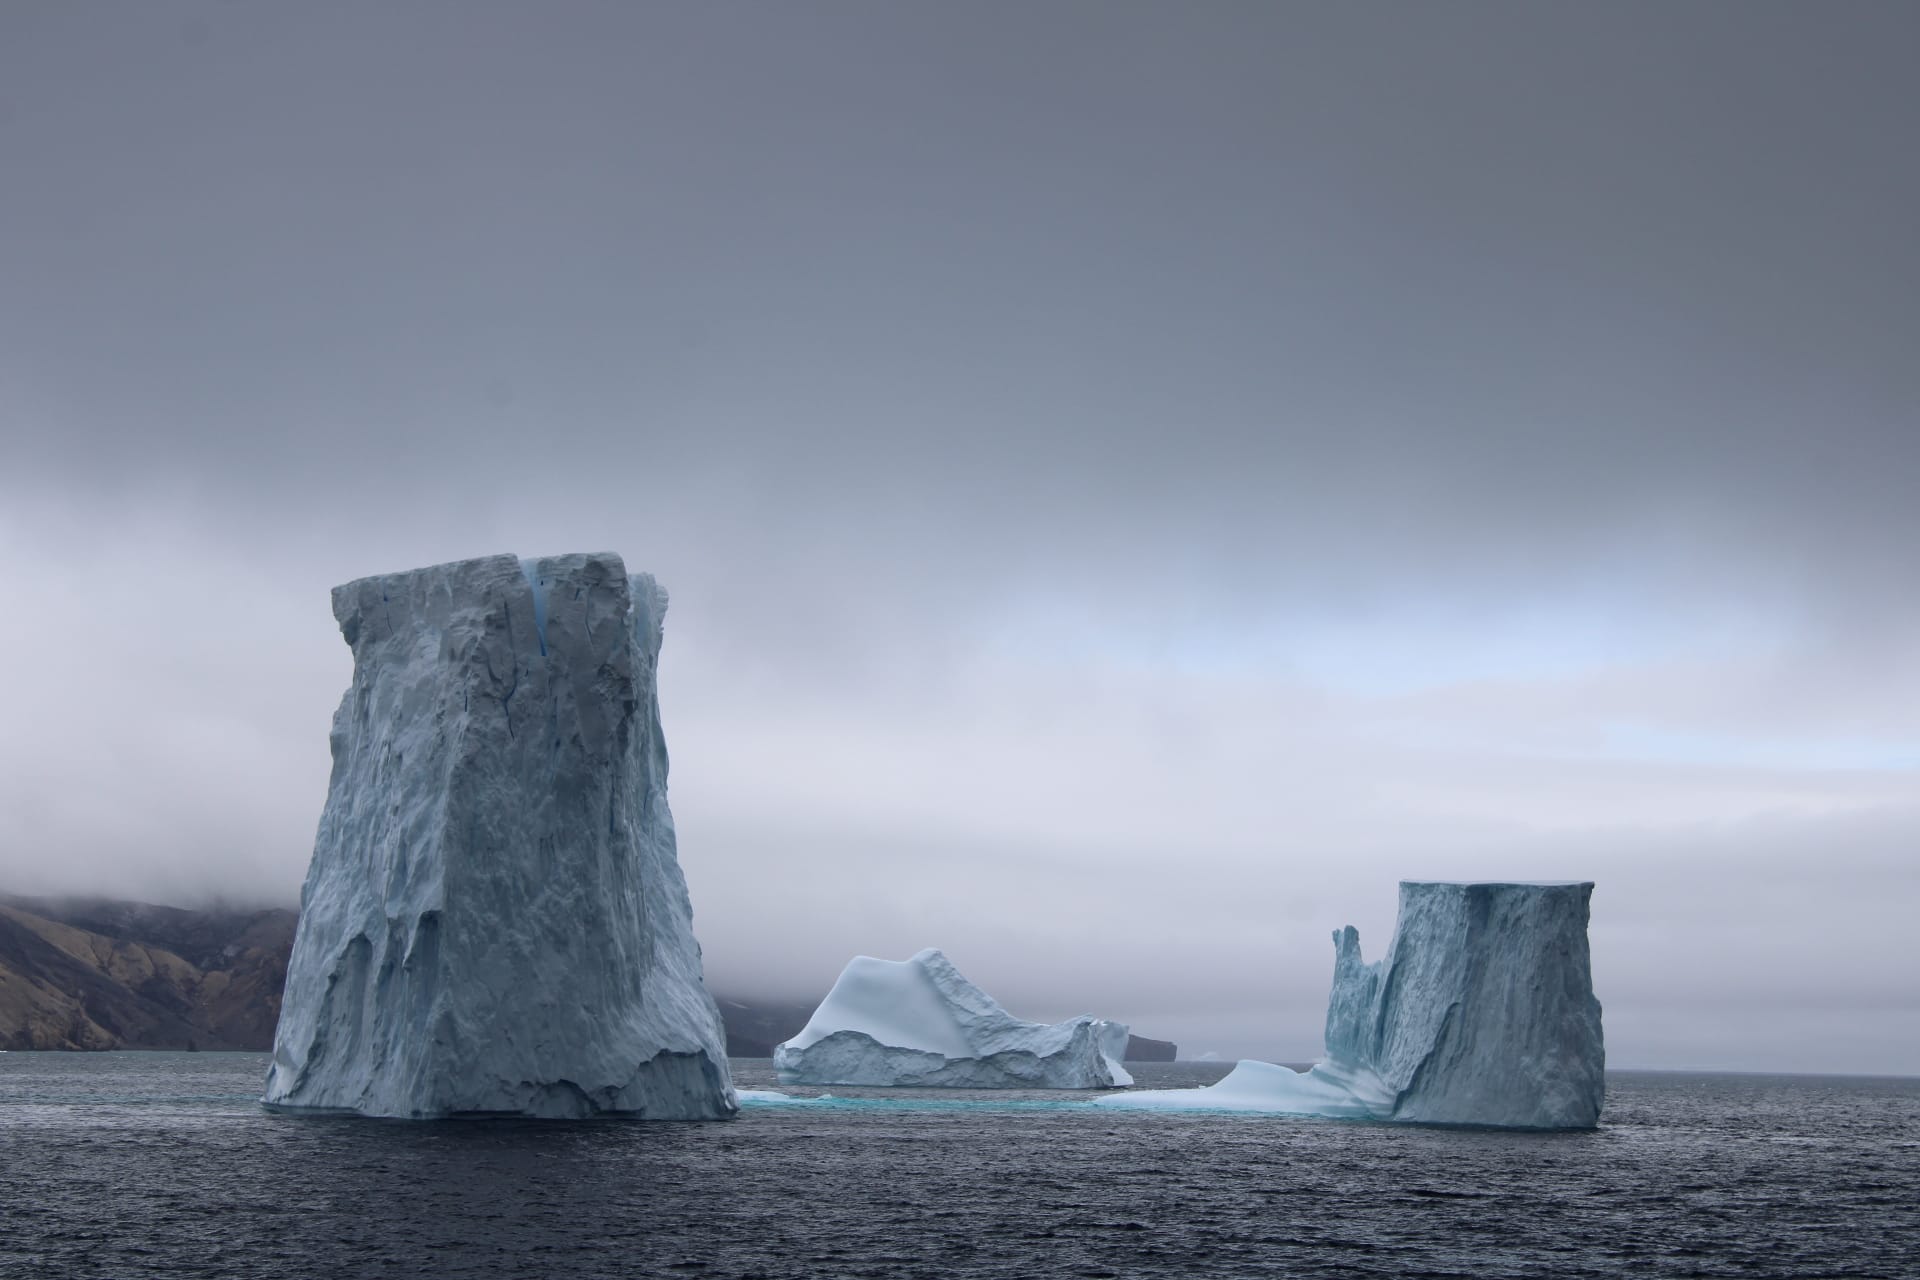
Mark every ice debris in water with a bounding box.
[774,948,1133,1088]
[1096,881,1605,1129]
[264,553,735,1120]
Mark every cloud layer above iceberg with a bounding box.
[3,4,1917,1074]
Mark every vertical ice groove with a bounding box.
[518,557,548,657]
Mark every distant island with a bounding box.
[0,895,1177,1061]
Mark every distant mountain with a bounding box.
[1124,1035,1177,1062]
[0,894,1176,1061]
[711,996,817,1058]
[0,895,296,1051]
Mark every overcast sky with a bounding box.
[3,1,1916,1072]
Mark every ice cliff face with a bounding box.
[1323,881,1604,1128]
[1097,882,1605,1129]
[263,553,735,1120]
[774,949,1133,1088]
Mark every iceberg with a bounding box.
[1093,1057,1386,1117]
[1096,881,1605,1129]
[264,553,735,1120]
[773,948,1133,1088]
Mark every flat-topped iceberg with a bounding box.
[774,948,1133,1088]
[1097,881,1605,1129]
[264,553,735,1120]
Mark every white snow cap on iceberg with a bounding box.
[774,948,1133,1088]
[1097,881,1605,1129]
[264,552,735,1120]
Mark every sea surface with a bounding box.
[2,1054,1916,1279]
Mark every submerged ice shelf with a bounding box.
[774,948,1133,1088]
[1097,881,1606,1129]
[264,553,735,1120]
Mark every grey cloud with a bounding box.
[1,2,1916,1071]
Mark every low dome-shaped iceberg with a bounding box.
[774,948,1133,1088]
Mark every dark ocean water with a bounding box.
[2,1053,1916,1279]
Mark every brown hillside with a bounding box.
[0,898,297,1052]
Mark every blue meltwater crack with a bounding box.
[518,558,549,657]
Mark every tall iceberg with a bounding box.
[1097,881,1605,1129]
[264,553,735,1119]
[774,949,1133,1088]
